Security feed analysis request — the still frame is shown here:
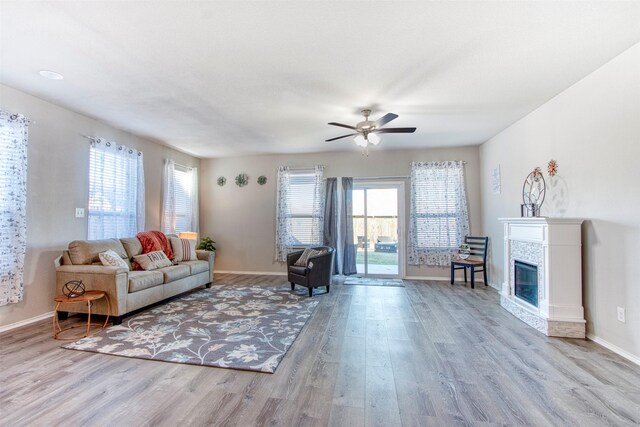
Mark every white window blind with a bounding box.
[275,166,324,261]
[88,139,144,239]
[161,160,198,235]
[408,161,469,266]
[0,110,29,306]
[174,164,196,233]
[288,171,323,245]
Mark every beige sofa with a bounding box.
[55,235,215,324]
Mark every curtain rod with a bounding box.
[410,160,467,164]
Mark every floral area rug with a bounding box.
[343,277,405,287]
[62,285,319,373]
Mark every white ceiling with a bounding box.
[2,1,640,158]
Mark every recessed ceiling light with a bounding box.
[39,70,64,80]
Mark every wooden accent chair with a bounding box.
[450,236,488,289]
[287,246,334,297]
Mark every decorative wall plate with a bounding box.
[217,176,226,186]
[235,173,249,187]
[257,175,267,185]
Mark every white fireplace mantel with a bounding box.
[499,217,585,338]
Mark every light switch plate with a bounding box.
[617,307,626,323]
[75,208,85,218]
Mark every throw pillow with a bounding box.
[294,248,323,267]
[133,250,173,271]
[99,249,129,269]
[168,236,198,262]
[136,230,174,260]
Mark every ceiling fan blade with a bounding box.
[325,133,358,142]
[374,113,398,127]
[328,122,357,130]
[375,127,417,134]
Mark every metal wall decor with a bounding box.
[521,167,546,217]
[62,280,85,298]
[257,175,267,185]
[217,176,226,186]
[235,173,249,187]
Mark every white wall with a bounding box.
[480,42,640,359]
[200,146,480,278]
[0,84,200,328]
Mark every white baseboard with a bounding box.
[0,311,54,334]
[215,270,287,276]
[586,333,640,367]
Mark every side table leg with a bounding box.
[86,299,92,337]
[52,302,62,338]
[102,296,111,329]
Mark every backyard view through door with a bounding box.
[353,183,402,277]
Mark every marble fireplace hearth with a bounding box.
[500,217,586,338]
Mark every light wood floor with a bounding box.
[1,274,639,426]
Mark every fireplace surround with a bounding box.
[499,217,585,338]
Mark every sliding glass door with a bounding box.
[353,181,404,278]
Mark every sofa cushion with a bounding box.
[133,251,173,271]
[69,239,128,266]
[120,237,143,259]
[289,265,307,276]
[157,264,191,283]
[179,260,209,275]
[128,270,164,293]
[99,249,129,270]
[168,236,197,262]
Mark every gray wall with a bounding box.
[200,146,481,278]
[479,42,640,359]
[0,84,200,328]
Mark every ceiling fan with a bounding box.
[326,109,417,150]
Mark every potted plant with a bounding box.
[197,237,216,252]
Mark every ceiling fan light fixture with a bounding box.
[368,133,381,145]
[354,134,368,147]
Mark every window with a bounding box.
[275,166,324,261]
[88,138,144,240]
[407,161,469,266]
[162,159,198,234]
[0,110,29,306]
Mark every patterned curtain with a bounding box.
[309,165,325,246]
[161,158,176,234]
[407,161,469,266]
[274,166,294,261]
[189,167,199,234]
[274,165,325,262]
[0,110,29,306]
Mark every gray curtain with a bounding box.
[341,177,357,275]
[323,178,339,274]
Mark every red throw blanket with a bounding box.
[136,230,174,261]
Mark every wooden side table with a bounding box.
[53,290,110,340]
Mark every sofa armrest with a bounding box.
[307,251,334,286]
[196,250,215,283]
[55,265,129,316]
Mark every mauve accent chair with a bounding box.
[287,246,335,297]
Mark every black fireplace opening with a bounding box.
[515,260,538,307]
